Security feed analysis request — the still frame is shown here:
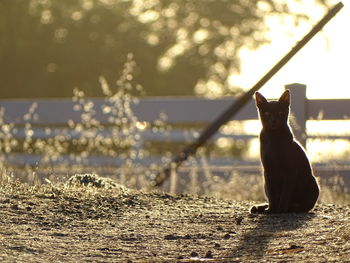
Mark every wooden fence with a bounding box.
[0,83,350,173]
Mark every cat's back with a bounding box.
[290,139,313,171]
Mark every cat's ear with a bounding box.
[279,90,290,106]
[255,92,268,108]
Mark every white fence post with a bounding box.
[285,83,307,147]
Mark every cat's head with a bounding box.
[255,90,290,131]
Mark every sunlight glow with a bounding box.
[307,120,350,136]
[228,119,350,162]
[136,121,148,131]
[307,139,350,162]
[193,29,209,44]
[231,1,350,99]
[216,137,235,148]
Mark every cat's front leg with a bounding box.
[278,170,297,212]
[263,174,281,213]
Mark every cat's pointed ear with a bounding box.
[255,92,267,108]
[279,90,290,106]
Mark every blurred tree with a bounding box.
[0,0,329,98]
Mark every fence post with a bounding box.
[285,83,307,147]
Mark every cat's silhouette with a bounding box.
[250,90,319,213]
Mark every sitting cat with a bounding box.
[250,90,319,213]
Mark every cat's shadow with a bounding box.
[228,212,315,260]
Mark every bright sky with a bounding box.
[230,1,349,99]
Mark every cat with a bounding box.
[250,90,319,213]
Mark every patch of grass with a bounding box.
[0,171,130,202]
[67,173,129,191]
[0,54,163,173]
[208,173,265,202]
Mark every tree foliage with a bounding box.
[0,0,329,98]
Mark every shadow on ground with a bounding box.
[227,213,315,260]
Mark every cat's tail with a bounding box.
[250,204,269,214]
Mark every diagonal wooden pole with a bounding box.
[150,2,344,188]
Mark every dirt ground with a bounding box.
[0,179,349,263]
